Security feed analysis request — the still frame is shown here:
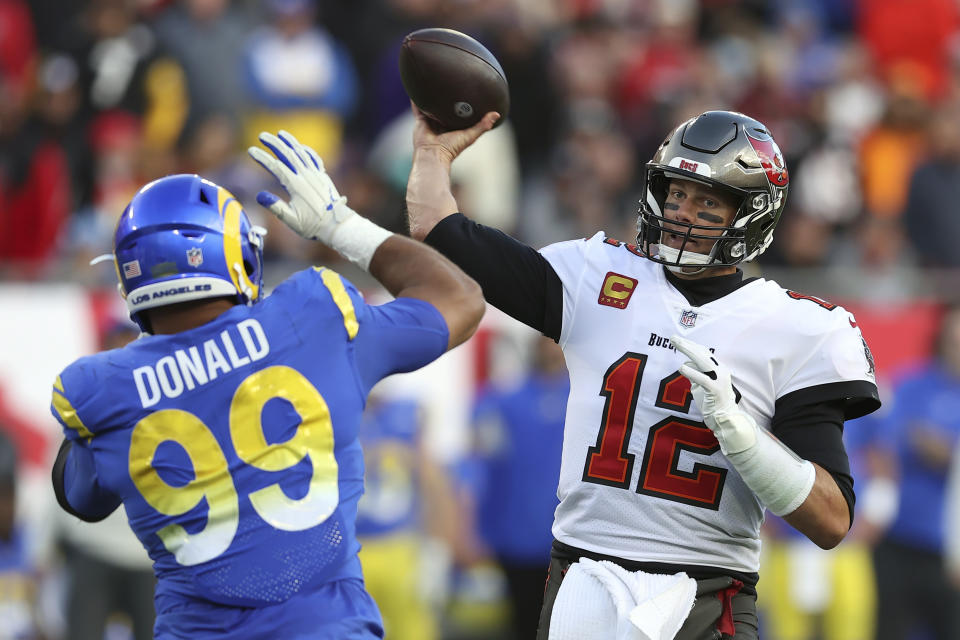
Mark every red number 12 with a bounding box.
[582,352,726,510]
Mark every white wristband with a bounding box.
[328,213,393,272]
[725,422,817,516]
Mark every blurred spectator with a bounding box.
[520,102,638,248]
[368,110,520,233]
[867,306,960,640]
[617,0,701,141]
[35,54,94,217]
[856,85,928,268]
[355,396,456,640]
[153,0,253,133]
[0,0,36,101]
[323,0,445,143]
[66,0,160,117]
[758,412,878,640]
[486,22,562,176]
[465,337,567,640]
[65,111,151,278]
[551,19,627,131]
[775,4,846,95]
[56,320,155,640]
[943,371,960,589]
[242,0,358,168]
[0,82,73,274]
[901,102,960,268]
[62,0,187,177]
[0,430,44,640]
[857,0,960,102]
[821,42,884,144]
[179,112,267,204]
[0,1,68,274]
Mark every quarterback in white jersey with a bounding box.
[405,108,879,640]
[543,235,875,574]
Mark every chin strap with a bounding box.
[656,244,713,274]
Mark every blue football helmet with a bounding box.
[112,174,265,331]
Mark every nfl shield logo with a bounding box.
[186,247,203,267]
[680,310,698,327]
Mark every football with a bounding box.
[399,28,509,131]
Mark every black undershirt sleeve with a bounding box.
[424,213,564,341]
[770,398,856,527]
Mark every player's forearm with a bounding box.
[369,235,484,349]
[782,464,851,549]
[52,439,121,523]
[406,147,460,241]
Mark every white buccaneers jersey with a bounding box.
[539,233,877,573]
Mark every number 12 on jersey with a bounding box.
[582,352,727,510]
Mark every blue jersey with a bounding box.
[873,363,960,551]
[355,400,421,538]
[0,528,39,640]
[469,373,568,563]
[51,268,448,638]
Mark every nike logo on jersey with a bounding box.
[132,319,270,408]
[848,316,858,328]
[598,271,638,309]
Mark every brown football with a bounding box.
[399,28,509,131]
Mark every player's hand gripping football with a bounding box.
[671,335,758,455]
[411,102,500,166]
[248,130,354,243]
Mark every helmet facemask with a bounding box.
[634,111,789,274]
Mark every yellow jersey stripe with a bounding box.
[317,267,359,340]
[52,377,94,440]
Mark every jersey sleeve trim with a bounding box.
[52,376,94,441]
[316,267,359,340]
[775,380,881,421]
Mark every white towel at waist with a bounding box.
[548,558,697,640]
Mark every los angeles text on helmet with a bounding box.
[129,283,214,306]
[132,319,269,408]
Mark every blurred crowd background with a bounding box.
[2,0,960,638]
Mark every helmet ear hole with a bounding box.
[244,260,255,277]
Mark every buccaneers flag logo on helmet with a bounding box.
[745,128,789,187]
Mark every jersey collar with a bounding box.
[662,267,755,307]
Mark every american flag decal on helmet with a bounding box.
[122,260,141,279]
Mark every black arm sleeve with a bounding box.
[771,397,856,527]
[424,213,564,341]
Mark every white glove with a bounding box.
[671,334,757,455]
[671,334,815,516]
[248,130,391,270]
